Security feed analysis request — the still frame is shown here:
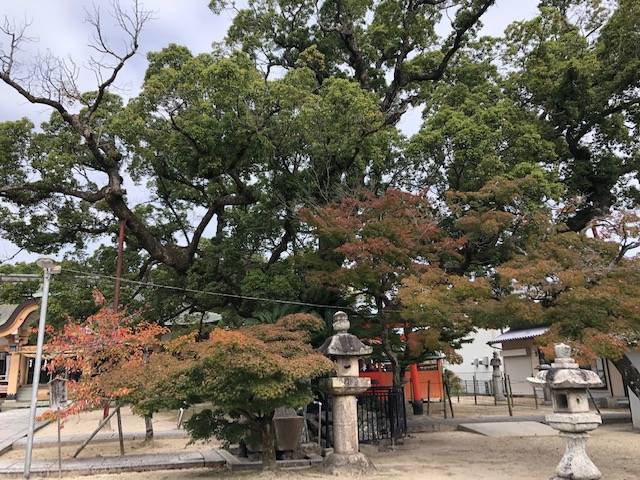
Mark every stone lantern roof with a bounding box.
[318,311,373,357]
[528,343,603,389]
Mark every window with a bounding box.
[0,352,7,381]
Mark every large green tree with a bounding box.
[502,0,640,231]
[0,0,496,321]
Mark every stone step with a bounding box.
[0,399,49,411]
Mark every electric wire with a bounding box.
[60,267,372,313]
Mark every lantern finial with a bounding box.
[333,311,350,333]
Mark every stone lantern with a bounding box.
[318,311,374,474]
[490,352,505,402]
[528,343,603,480]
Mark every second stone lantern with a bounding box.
[318,311,374,474]
[528,343,603,480]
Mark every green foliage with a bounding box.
[0,0,638,373]
[164,313,333,467]
[502,0,640,230]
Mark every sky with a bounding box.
[0,0,540,264]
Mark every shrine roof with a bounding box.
[487,326,550,345]
[0,304,20,331]
[0,301,38,338]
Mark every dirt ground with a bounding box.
[51,423,640,480]
[4,406,216,461]
[35,406,184,437]
[2,437,209,461]
[418,394,554,418]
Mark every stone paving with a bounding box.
[458,421,557,437]
[407,410,631,433]
[0,407,48,455]
[13,429,187,449]
[0,449,228,477]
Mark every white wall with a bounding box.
[446,329,502,382]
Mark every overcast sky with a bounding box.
[0,0,540,264]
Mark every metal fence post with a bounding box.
[506,375,514,417]
[473,374,477,405]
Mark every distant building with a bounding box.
[447,328,502,389]
[0,301,50,406]
[488,327,628,408]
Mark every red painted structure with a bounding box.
[360,358,444,401]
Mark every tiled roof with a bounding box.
[487,326,550,345]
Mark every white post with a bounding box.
[24,257,58,479]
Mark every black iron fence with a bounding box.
[357,386,407,444]
[319,386,407,447]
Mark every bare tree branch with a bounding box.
[85,0,152,119]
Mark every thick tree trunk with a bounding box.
[564,138,615,233]
[381,326,402,389]
[376,298,402,390]
[144,414,154,441]
[258,416,277,470]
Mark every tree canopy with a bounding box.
[0,0,638,365]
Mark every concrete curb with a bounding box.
[12,429,187,449]
[0,450,227,478]
[0,419,51,457]
[0,449,324,477]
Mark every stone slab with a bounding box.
[13,429,187,449]
[458,421,558,437]
[0,449,228,477]
[0,408,50,456]
[0,449,325,477]
[408,411,630,434]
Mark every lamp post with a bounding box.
[23,257,60,479]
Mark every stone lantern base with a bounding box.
[323,452,376,475]
[545,412,602,480]
[551,432,601,480]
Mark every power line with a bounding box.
[61,267,362,312]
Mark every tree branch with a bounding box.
[381,0,494,117]
[84,0,151,119]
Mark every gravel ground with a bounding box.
[51,423,640,480]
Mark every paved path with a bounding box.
[13,429,187,449]
[408,410,631,433]
[0,408,47,455]
[0,449,228,476]
[458,421,557,437]
[0,449,322,476]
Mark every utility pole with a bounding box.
[24,257,60,479]
[113,220,126,311]
[104,220,126,427]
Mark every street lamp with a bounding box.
[23,257,60,479]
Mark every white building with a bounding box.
[446,328,503,393]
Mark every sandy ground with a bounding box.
[2,437,209,461]
[4,407,216,461]
[419,394,553,418]
[35,406,184,437]
[50,423,640,480]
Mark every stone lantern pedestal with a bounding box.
[318,312,375,475]
[528,344,603,480]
